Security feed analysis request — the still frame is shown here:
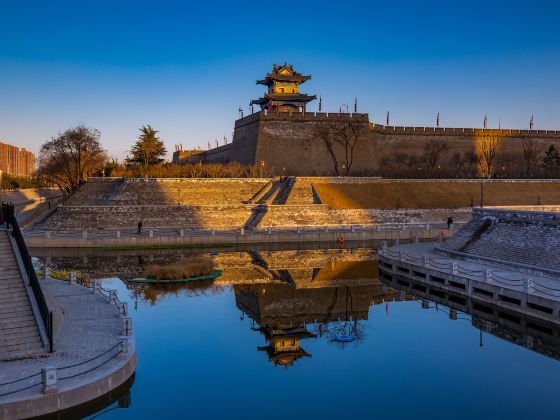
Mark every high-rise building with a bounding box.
[0,141,36,178]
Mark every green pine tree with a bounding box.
[127,125,167,168]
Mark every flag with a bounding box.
[436,112,440,127]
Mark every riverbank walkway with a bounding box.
[0,276,136,418]
[379,242,560,324]
[24,222,464,248]
[0,203,136,419]
[0,229,43,361]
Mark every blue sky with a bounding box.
[1,0,559,159]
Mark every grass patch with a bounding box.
[146,256,214,280]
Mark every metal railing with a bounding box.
[1,203,54,352]
[0,340,124,397]
[23,222,466,240]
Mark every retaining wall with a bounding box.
[25,225,461,248]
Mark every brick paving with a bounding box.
[0,277,124,403]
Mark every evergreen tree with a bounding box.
[127,125,167,168]
[543,144,560,176]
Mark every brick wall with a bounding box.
[192,111,560,176]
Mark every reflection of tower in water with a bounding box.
[234,281,405,367]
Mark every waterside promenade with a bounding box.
[0,206,136,419]
[378,207,560,325]
[24,223,464,248]
[0,276,136,419]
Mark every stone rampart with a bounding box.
[37,205,253,231]
[71,178,269,206]
[193,110,560,175]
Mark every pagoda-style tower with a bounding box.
[251,64,316,113]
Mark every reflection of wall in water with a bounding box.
[380,270,560,361]
[38,248,378,286]
[234,283,381,325]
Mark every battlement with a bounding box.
[371,124,560,137]
[234,111,560,138]
[235,110,369,128]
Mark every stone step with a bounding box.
[1,318,38,330]
[0,286,28,295]
[3,333,42,347]
[0,300,32,310]
[0,271,23,278]
[2,324,41,336]
[0,306,33,317]
[3,332,42,347]
[0,269,22,276]
[0,282,26,291]
[4,342,43,355]
[0,293,28,302]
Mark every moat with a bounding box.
[31,244,560,420]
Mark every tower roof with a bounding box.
[256,63,311,86]
[250,93,317,106]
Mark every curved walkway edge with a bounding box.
[0,351,136,419]
[0,278,136,419]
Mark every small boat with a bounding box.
[334,334,355,343]
[128,269,222,284]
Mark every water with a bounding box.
[33,246,560,420]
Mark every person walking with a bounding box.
[137,220,143,235]
[447,216,453,229]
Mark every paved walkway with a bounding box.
[0,229,43,361]
[383,243,560,300]
[0,277,133,413]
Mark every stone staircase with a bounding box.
[285,178,321,205]
[0,230,43,360]
[441,210,560,272]
[440,217,490,251]
[272,177,295,205]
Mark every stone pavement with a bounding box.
[0,230,43,361]
[383,242,560,300]
[0,277,135,418]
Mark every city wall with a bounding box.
[193,111,560,175]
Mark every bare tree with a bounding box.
[382,152,409,177]
[451,151,478,178]
[37,125,107,193]
[476,135,503,177]
[521,137,545,178]
[422,139,448,178]
[315,121,368,176]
